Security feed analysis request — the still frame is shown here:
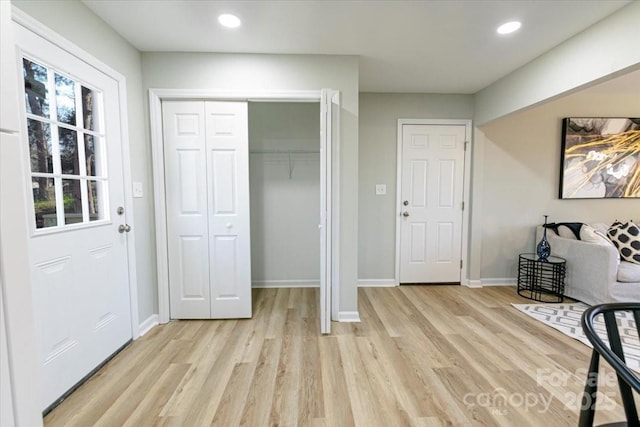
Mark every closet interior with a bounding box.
[248,102,321,288]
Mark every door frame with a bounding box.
[395,119,472,286]
[148,89,340,324]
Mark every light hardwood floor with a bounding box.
[44,286,635,426]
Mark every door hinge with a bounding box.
[464,141,470,151]
[461,201,464,211]
[460,260,463,269]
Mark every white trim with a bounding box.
[252,280,320,288]
[319,89,332,334]
[338,311,361,322]
[463,279,483,288]
[330,91,341,322]
[150,88,340,324]
[149,91,170,323]
[395,119,472,286]
[13,8,123,84]
[149,88,321,102]
[357,279,398,287]
[137,314,158,337]
[481,278,517,287]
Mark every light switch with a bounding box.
[132,182,143,198]
[375,184,386,195]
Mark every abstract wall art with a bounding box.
[560,117,640,199]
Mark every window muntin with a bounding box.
[23,57,109,230]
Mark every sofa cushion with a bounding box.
[608,221,640,265]
[618,260,640,283]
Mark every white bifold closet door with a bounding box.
[320,89,338,334]
[163,101,252,319]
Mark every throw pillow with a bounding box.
[607,221,640,265]
[545,222,583,239]
[580,224,615,247]
[558,225,579,240]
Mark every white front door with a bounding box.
[163,101,252,319]
[17,25,133,409]
[399,123,466,283]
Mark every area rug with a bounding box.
[512,302,640,372]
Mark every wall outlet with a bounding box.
[375,184,386,195]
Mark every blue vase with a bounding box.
[537,215,551,261]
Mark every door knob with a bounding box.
[118,224,131,233]
[402,212,409,217]
[403,200,409,206]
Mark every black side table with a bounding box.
[517,253,566,302]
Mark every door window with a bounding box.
[23,57,108,230]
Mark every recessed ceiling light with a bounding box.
[496,21,521,35]
[218,13,241,28]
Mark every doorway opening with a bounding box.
[249,102,320,289]
[150,89,339,334]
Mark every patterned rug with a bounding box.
[512,303,640,372]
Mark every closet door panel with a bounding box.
[211,150,237,214]
[206,102,252,319]
[163,101,211,319]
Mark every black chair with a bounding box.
[579,303,640,427]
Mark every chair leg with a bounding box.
[579,350,600,427]
[604,312,640,427]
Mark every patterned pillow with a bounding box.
[607,221,640,265]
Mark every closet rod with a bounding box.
[249,149,319,179]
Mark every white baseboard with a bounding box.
[463,279,483,288]
[357,279,397,287]
[252,280,319,288]
[481,278,517,287]
[338,311,361,322]
[138,314,158,337]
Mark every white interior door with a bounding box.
[162,101,210,318]
[163,101,251,319]
[205,102,252,319]
[399,124,466,283]
[17,25,132,409]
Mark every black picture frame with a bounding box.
[559,117,640,199]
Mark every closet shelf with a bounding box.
[249,149,319,154]
[249,149,320,179]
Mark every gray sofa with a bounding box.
[535,224,640,305]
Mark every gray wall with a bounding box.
[477,74,640,281]
[13,0,157,321]
[358,93,474,281]
[359,78,639,285]
[248,102,320,285]
[141,52,360,315]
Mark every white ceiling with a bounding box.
[83,0,632,94]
